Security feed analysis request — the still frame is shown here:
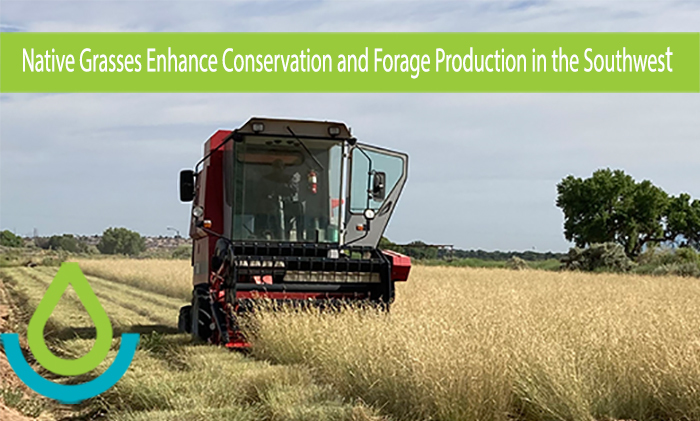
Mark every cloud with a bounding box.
[3,1,700,33]
[1,1,699,252]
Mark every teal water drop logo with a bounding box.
[0,263,139,404]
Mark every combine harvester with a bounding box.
[177,117,411,348]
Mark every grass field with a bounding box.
[75,258,193,300]
[2,260,700,421]
[0,265,382,421]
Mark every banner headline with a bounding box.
[1,33,698,92]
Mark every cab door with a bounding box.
[344,143,408,247]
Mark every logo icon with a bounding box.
[0,263,139,404]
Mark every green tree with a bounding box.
[666,193,700,249]
[98,227,146,256]
[556,169,669,257]
[46,234,87,253]
[0,230,23,247]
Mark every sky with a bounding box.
[1,1,699,252]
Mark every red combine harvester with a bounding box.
[177,118,411,348]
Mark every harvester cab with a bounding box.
[178,118,411,348]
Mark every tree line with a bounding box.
[0,227,146,256]
[378,238,564,261]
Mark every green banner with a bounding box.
[1,33,698,92]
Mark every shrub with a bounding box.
[41,254,67,267]
[675,246,700,263]
[651,263,700,277]
[0,230,23,247]
[561,242,635,272]
[86,245,100,255]
[171,244,192,260]
[506,256,529,270]
[636,247,700,277]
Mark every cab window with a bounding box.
[350,147,404,213]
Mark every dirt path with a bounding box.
[0,266,189,421]
[0,276,37,421]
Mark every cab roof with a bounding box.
[237,117,352,140]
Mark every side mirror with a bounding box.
[180,170,195,202]
[371,172,386,201]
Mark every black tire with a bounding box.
[178,305,192,333]
[191,284,214,341]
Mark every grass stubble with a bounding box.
[4,260,700,420]
[0,266,382,421]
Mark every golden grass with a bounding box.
[73,258,193,301]
[10,260,700,421]
[251,266,700,421]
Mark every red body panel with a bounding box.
[204,130,231,263]
[225,339,251,350]
[382,250,412,282]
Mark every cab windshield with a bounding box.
[228,136,343,243]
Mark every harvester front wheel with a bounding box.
[178,305,192,334]
[190,285,215,342]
